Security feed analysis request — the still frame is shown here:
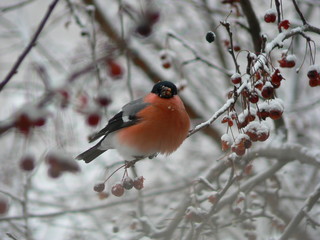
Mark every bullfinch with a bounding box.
[76,81,190,163]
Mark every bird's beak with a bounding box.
[160,86,173,98]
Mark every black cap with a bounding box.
[151,81,178,99]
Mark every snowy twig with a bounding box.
[188,98,235,138]
[0,0,60,92]
[220,21,240,73]
[279,184,320,240]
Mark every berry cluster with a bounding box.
[264,9,277,23]
[14,109,47,135]
[221,65,287,157]
[278,53,296,68]
[45,152,80,178]
[94,176,145,197]
[307,65,320,87]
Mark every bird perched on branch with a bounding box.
[76,81,190,163]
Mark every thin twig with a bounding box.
[0,0,60,92]
[0,0,35,13]
[292,0,307,25]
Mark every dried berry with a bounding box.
[94,183,106,193]
[111,184,125,197]
[133,176,145,190]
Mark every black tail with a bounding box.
[76,144,106,163]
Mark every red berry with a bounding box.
[96,96,111,107]
[221,140,230,151]
[20,155,35,171]
[258,131,269,142]
[94,183,105,193]
[232,145,246,156]
[261,84,274,99]
[254,80,263,90]
[257,109,270,120]
[221,116,230,124]
[279,19,290,30]
[271,69,283,84]
[107,60,123,79]
[33,117,46,127]
[231,73,241,84]
[133,176,145,190]
[111,184,125,197]
[249,91,259,103]
[15,114,32,135]
[162,61,171,69]
[233,45,241,52]
[307,70,319,79]
[264,9,277,23]
[269,109,283,120]
[86,113,101,126]
[309,78,318,87]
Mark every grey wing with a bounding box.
[88,98,150,143]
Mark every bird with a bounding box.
[76,81,190,163]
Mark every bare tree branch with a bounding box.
[0,0,60,92]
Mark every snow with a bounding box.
[221,133,232,144]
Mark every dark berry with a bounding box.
[20,155,35,172]
[122,177,134,190]
[87,113,101,126]
[94,183,106,193]
[206,31,215,43]
[261,84,274,99]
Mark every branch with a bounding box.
[0,0,60,92]
[0,182,189,222]
[279,184,320,240]
[239,0,261,52]
[167,32,230,75]
[292,0,307,25]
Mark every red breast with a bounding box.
[116,93,190,155]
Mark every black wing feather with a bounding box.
[88,111,140,143]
